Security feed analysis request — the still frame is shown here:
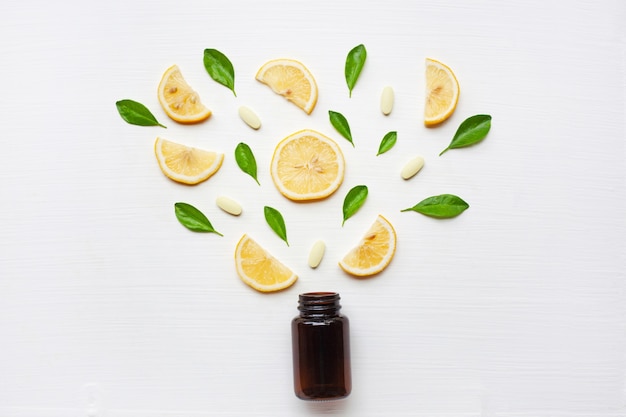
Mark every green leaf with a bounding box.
[235,142,260,185]
[329,110,354,147]
[440,114,492,156]
[203,48,236,96]
[376,131,397,156]
[115,99,166,128]
[345,44,367,97]
[264,206,289,246]
[174,202,223,235]
[401,194,469,219]
[342,185,368,226]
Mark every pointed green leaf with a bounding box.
[401,194,469,218]
[345,44,367,97]
[329,110,354,146]
[203,48,236,96]
[235,142,259,185]
[376,131,397,156]
[264,206,289,246]
[342,185,368,226]
[174,202,223,235]
[115,99,166,128]
[440,114,492,156]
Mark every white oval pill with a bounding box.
[401,156,425,180]
[216,196,242,216]
[308,240,326,269]
[380,86,394,115]
[238,106,261,130]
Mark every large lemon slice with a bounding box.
[270,129,345,201]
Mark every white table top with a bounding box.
[1,0,625,416]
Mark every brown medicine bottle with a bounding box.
[291,292,351,400]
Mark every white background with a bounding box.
[1,0,625,416]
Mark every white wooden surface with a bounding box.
[1,0,625,416]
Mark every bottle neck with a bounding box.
[298,292,341,318]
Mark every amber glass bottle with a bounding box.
[291,292,351,400]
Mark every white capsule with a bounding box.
[238,105,261,130]
[401,155,425,180]
[380,86,394,115]
[216,196,242,216]
[308,240,326,269]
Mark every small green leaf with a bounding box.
[329,110,354,147]
[376,131,397,156]
[174,202,223,235]
[440,114,492,156]
[235,142,259,185]
[345,44,367,97]
[264,206,289,246]
[203,48,236,96]
[115,99,166,128]
[401,194,469,218]
[342,185,368,226]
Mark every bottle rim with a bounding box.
[298,292,341,313]
[301,291,338,297]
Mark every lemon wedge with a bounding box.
[154,137,223,185]
[235,234,298,292]
[158,65,211,123]
[255,59,318,114]
[339,215,397,277]
[424,58,460,126]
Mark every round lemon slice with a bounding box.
[154,137,223,185]
[235,234,298,292]
[158,65,211,123]
[255,58,318,114]
[270,129,345,201]
[424,58,460,126]
[339,215,397,277]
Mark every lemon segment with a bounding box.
[158,65,212,123]
[255,59,318,114]
[235,234,298,292]
[339,215,397,277]
[154,137,223,185]
[270,129,345,201]
[424,58,460,126]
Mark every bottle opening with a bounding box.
[302,291,337,297]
